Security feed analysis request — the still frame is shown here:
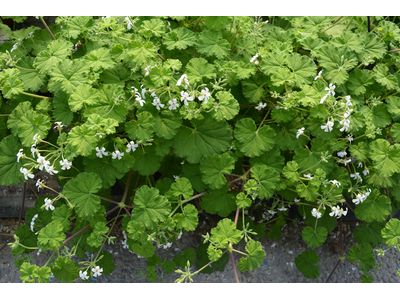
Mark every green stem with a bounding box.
[319,16,344,36]
[20,91,53,100]
[43,250,57,268]
[232,248,247,256]
[256,107,272,131]
[15,65,37,71]
[39,17,56,40]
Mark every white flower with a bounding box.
[325,83,336,96]
[33,134,40,146]
[45,165,58,175]
[277,207,287,211]
[176,74,190,88]
[37,249,42,256]
[31,146,37,158]
[350,172,362,182]
[314,70,323,81]
[303,174,314,179]
[17,149,23,162]
[348,134,354,144]
[337,151,347,158]
[121,239,129,250]
[168,98,179,110]
[11,42,19,52]
[321,120,334,132]
[363,168,369,176]
[125,17,133,30]
[79,270,89,281]
[268,210,276,216]
[36,179,44,191]
[92,266,103,277]
[341,96,352,108]
[339,119,350,132]
[320,94,328,104]
[173,175,179,181]
[126,141,138,153]
[198,88,211,104]
[60,159,72,170]
[152,97,165,110]
[20,167,34,180]
[329,180,341,188]
[140,85,146,99]
[135,95,146,107]
[352,193,364,205]
[180,91,193,106]
[340,158,352,166]
[37,156,50,171]
[144,66,153,77]
[44,198,55,211]
[250,53,259,63]
[311,208,322,219]
[358,162,363,168]
[112,150,124,160]
[294,198,300,203]
[53,122,65,130]
[344,95,351,102]
[296,127,305,139]
[96,147,108,158]
[329,205,347,218]
[255,102,267,110]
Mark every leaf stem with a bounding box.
[325,259,341,283]
[20,91,53,100]
[319,17,344,36]
[230,251,240,283]
[39,16,56,40]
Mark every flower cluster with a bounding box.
[255,102,267,110]
[311,208,322,219]
[132,85,146,106]
[250,53,259,65]
[44,198,55,211]
[329,205,348,218]
[176,74,190,89]
[352,189,371,205]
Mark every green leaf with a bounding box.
[33,40,74,74]
[234,118,276,158]
[371,104,392,128]
[18,110,51,147]
[204,16,232,31]
[174,204,198,231]
[200,184,237,217]
[98,251,115,275]
[52,204,73,232]
[237,240,265,272]
[173,248,196,268]
[295,249,320,279]
[167,177,194,200]
[196,30,230,59]
[16,57,47,92]
[132,145,163,176]
[346,69,375,96]
[154,110,182,140]
[51,256,79,283]
[186,58,216,83]
[271,107,295,123]
[302,226,328,248]
[67,125,98,157]
[126,40,157,67]
[287,52,317,87]
[236,192,252,209]
[83,156,122,189]
[68,84,100,112]
[87,222,109,248]
[163,27,197,50]
[141,19,165,38]
[207,245,223,262]
[270,68,296,87]
[200,153,235,190]
[251,165,280,200]
[49,59,88,94]
[210,91,239,121]
[369,139,400,178]
[2,74,24,99]
[381,218,400,247]
[63,172,103,219]
[67,16,95,39]
[38,221,66,251]
[131,185,171,230]
[282,161,300,185]
[182,163,207,192]
[173,115,232,164]
[241,74,268,103]
[347,243,375,272]
[386,96,400,122]
[32,265,52,283]
[84,48,116,72]
[349,142,369,161]
[331,31,365,53]
[53,92,74,126]
[20,262,36,283]
[260,52,287,76]
[391,124,400,142]
[357,32,386,62]
[210,218,242,248]
[126,111,155,141]
[373,63,398,90]
[7,101,31,136]
[353,221,384,248]
[0,135,24,185]
[149,66,173,87]
[355,189,391,222]
[12,225,38,256]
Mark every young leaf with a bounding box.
[126,111,155,141]
[373,63,398,90]
[237,240,265,272]
[84,48,116,72]
[48,59,88,94]
[200,152,235,190]
[16,57,47,92]
[154,110,182,140]
[131,185,171,230]
[167,177,194,200]
[68,84,100,112]
[63,172,103,219]
[251,165,280,200]
[369,139,400,178]
[210,91,239,122]
[32,265,52,283]
[163,27,197,50]
[125,40,157,67]
[186,58,216,83]
[346,69,375,96]
[37,221,66,251]
[287,52,317,87]
[174,203,198,231]
[17,110,51,147]
[234,118,276,158]
[200,184,237,217]
[20,262,36,283]
[33,40,74,74]
[210,218,242,248]
[51,256,79,283]
[51,204,73,232]
[295,249,320,279]
[67,125,98,157]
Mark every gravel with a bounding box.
[1,218,399,283]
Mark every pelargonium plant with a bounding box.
[0,16,400,283]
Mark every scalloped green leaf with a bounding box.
[68,84,100,112]
[196,30,230,59]
[186,57,216,83]
[67,125,97,157]
[0,135,24,185]
[234,118,276,158]
[369,139,400,178]
[210,218,242,248]
[84,48,116,72]
[174,203,198,231]
[51,204,73,232]
[355,189,391,222]
[125,40,157,67]
[48,59,88,94]
[51,256,79,283]
[18,110,51,147]
[131,185,171,230]
[373,63,398,90]
[347,243,375,272]
[200,184,237,217]
[346,69,375,96]
[302,226,328,248]
[210,91,240,121]
[353,221,384,248]
[287,52,317,87]
[154,110,182,140]
[38,221,66,251]
[381,218,400,247]
[200,152,235,190]
[251,164,280,200]
[237,240,265,272]
[204,16,232,31]
[163,27,197,50]
[17,57,47,92]
[63,172,103,219]
[33,40,74,74]
[282,161,300,185]
[126,111,155,141]
[167,177,194,200]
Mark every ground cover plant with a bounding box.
[0,16,400,283]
